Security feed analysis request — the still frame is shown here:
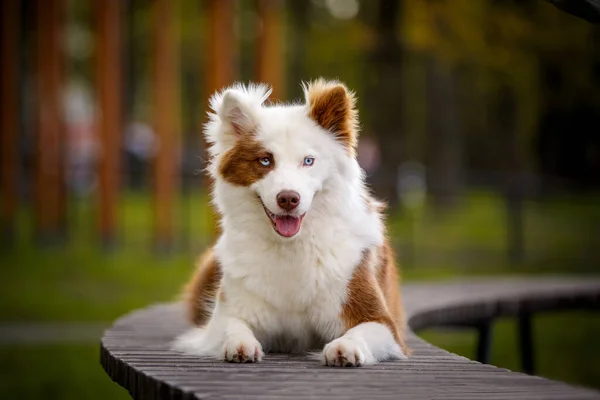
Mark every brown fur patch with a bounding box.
[305,79,359,155]
[184,248,222,326]
[375,240,407,348]
[341,242,409,356]
[219,137,273,186]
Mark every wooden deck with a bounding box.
[101,277,600,399]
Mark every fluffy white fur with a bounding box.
[173,82,405,365]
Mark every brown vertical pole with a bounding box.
[35,0,66,244]
[205,0,236,239]
[96,0,122,248]
[256,0,284,100]
[206,0,235,97]
[153,0,180,251]
[1,1,20,243]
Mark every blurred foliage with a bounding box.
[402,0,597,154]
[403,0,595,71]
[61,0,600,192]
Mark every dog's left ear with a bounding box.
[304,79,359,154]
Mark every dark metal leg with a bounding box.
[518,311,535,374]
[476,320,493,364]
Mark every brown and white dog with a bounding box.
[173,79,408,367]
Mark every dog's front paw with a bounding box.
[222,338,264,363]
[322,337,365,367]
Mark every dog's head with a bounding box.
[205,79,359,239]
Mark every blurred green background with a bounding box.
[1,0,600,399]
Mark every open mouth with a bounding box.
[260,201,305,238]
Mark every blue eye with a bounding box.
[259,157,271,166]
[303,157,315,167]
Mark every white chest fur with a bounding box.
[214,218,366,352]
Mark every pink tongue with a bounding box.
[275,216,301,237]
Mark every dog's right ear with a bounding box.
[207,83,271,142]
[218,90,257,137]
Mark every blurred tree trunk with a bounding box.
[491,84,520,174]
[152,0,180,252]
[256,0,285,100]
[1,0,20,245]
[425,58,463,208]
[96,0,124,249]
[35,0,67,245]
[287,0,309,100]
[365,0,404,205]
[488,83,524,265]
[124,0,135,126]
[536,58,571,193]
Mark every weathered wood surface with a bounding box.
[101,277,600,399]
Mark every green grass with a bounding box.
[0,243,193,322]
[0,345,129,400]
[391,191,600,274]
[1,190,212,322]
[0,189,598,399]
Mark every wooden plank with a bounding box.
[152,0,180,251]
[204,0,236,239]
[100,278,600,399]
[0,0,20,243]
[95,0,123,248]
[256,0,285,100]
[35,0,66,244]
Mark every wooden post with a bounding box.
[288,0,310,100]
[153,0,180,252]
[1,1,20,244]
[518,311,535,375]
[475,320,494,365]
[206,0,235,97]
[96,0,123,248]
[256,0,284,100]
[35,0,66,244]
[204,0,236,239]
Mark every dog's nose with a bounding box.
[276,190,300,211]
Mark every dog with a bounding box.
[173,79,408,367]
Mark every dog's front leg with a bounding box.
[173,310,263,363]
[322,322,406,367]
[219,315,263,363]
